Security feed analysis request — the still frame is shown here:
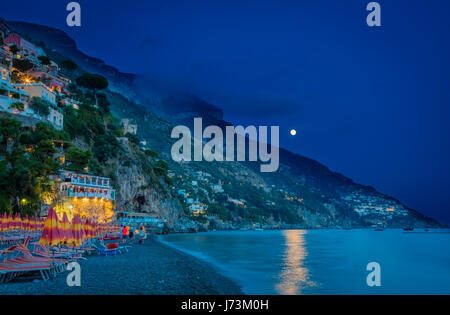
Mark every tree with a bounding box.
[10,102,25,111]
[60,59,78,71]
[66,147,92,171]
[9,44,19,55]
[0,118,22,150]
[145,149,159,159]
[125,132,139,145]
[0,118,63,215]
[29,97,51,117]
[76,73,108,106]
[154,160,169,176]
[38,56,51,66]
[93,131,119,163]
[96,92,110,113]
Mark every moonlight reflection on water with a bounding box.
[276,230,316,295]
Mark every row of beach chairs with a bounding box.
[0,233,129,283]
[0,237,92,283]
[0,233,40,245]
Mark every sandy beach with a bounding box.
[0,237,243,295]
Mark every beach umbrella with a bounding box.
[30,217,36,232]
[39,218,45,231]
[83,219,94,239]
[68,214,83,248]
[92,221,99,238]
[39,207,63,246]
[6,213,13,231]
[37,217,43,232]
[61,212,73,244]
[0,213,5,232]
[23,215,30,232]
[89,220,96,239]
[13,213,21,231]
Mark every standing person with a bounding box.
[139,225,146,244]
[129,226,134,244]
[121,226,127,244]
[126,225,130,243]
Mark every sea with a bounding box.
[160,229,450,295]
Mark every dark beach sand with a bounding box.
[0,237,243,295]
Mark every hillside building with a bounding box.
[121,118,138,135]
[189,200,207,216]
[52,170,116,222]
[13,82,57,105]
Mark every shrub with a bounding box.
[60,59,78,71]
[11,102,25,111]
[66,147,92,171]
[125,132,139,145]
[145,149,159,158]
[154,160,169,176]
[38,56,51,66]
[29,97,51,117]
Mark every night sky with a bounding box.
[1,0,449,223]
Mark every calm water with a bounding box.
[160,229,450,295]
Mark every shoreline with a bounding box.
[0,237,243,295]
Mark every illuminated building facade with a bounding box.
[54,170,116,222]
[189,201,207,216]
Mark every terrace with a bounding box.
[59,170,111,188]
[65,187,115,200]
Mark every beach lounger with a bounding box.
[96,243,122,256]
[0,250,55,283]
[0,238,72,282]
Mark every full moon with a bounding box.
[290,129,297,136]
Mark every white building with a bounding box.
[13,82,57,105]
[121,118,138,135]
[189,200,207,216]
[48,107,64,130]
[212,180,224,193]
[0,66,29,111]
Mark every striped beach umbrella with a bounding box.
[68,214,83,248]
[0,213,5,232]
[39,207,63,246]
[30,217,37,232]
[92,221,99,238]
[23,215,30,232]
[83,219,93,239]
[61,212,73,244]
[39,218,45,231]
[6,213,13,231]
[13,213,21,231]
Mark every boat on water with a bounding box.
[403,226,414,231]
[374,228,384,231]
